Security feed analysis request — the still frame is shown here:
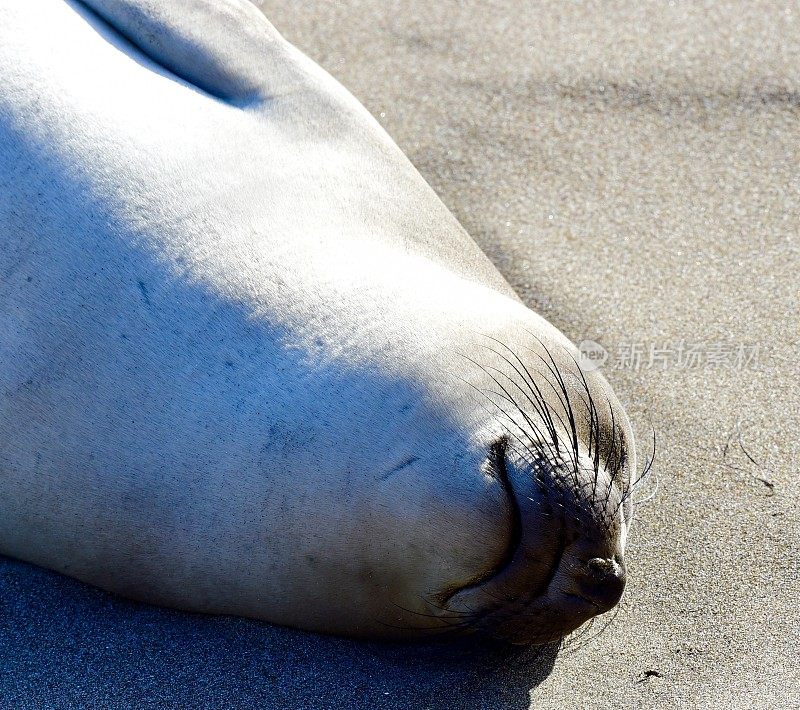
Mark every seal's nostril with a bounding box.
[579,557,626,612]
[587,557,617,575]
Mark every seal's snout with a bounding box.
[435,412,638,645]
[575,557,626,612]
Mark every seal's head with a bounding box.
[275,277,644,645]
[255,249,645,646]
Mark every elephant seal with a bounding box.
[0,0,644,644]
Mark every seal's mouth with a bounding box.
[439,437,625,645]
[436,438,567,640]
[484,436,567,598]
[437,438,563,607]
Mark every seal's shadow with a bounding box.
[0,557,557,709]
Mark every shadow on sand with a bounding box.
[0,558,558,709]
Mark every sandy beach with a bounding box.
[1,1,798,707]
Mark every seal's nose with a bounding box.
[577,557,626,612]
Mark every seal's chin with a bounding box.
[438,440,628,645]
[442,545,626,645]
[442,546,627,645]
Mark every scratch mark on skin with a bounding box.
[379,456,420,481]
[137,280,151,306]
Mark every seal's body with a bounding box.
[0,0,638,643]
